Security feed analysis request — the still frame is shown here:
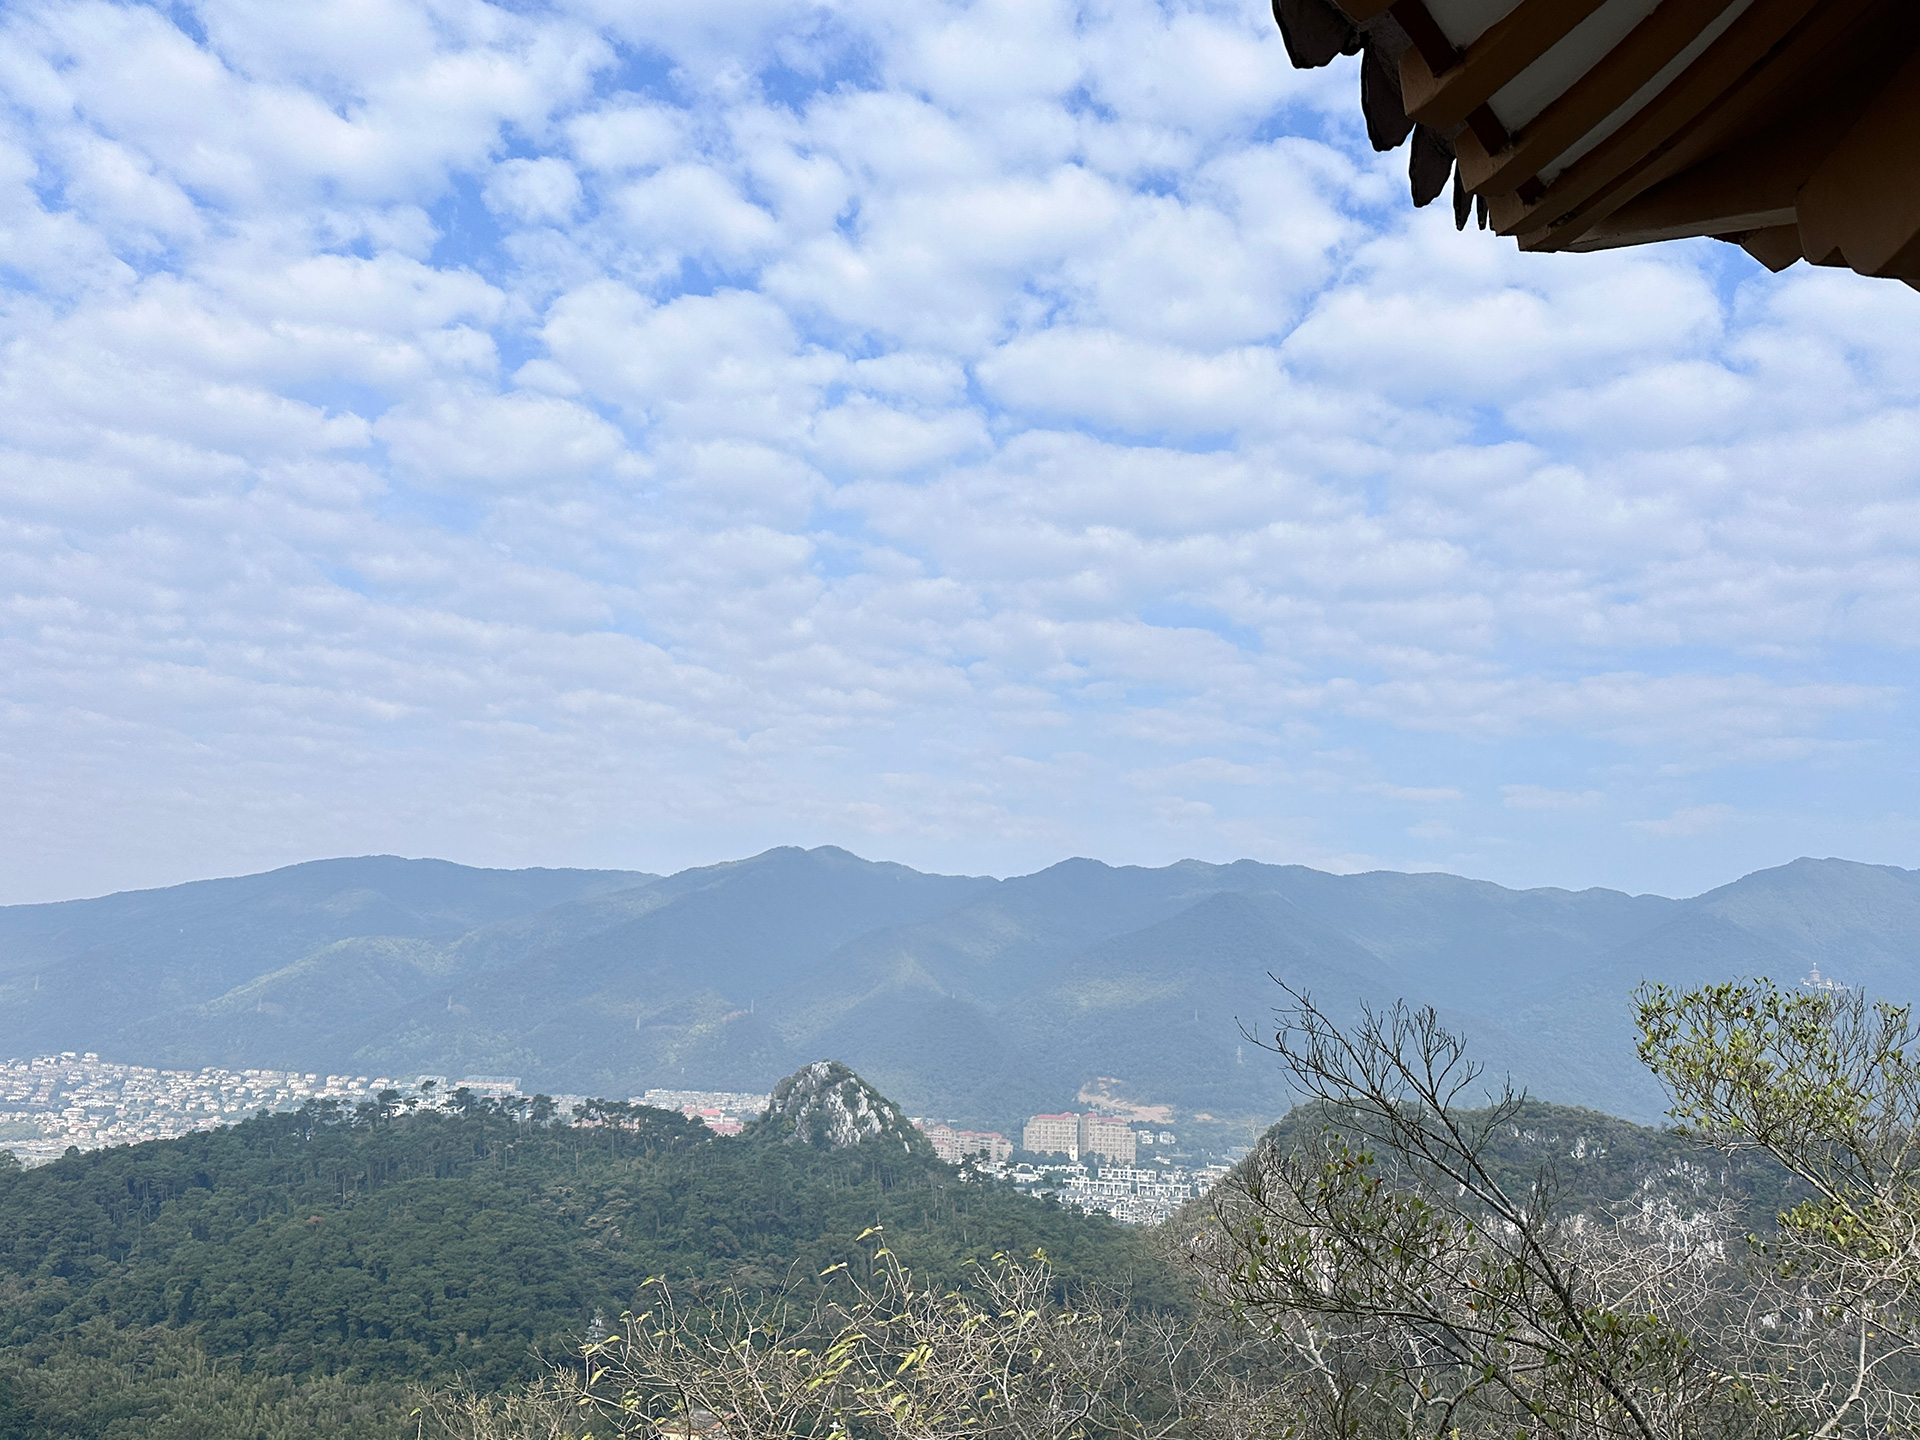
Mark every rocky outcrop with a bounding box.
[755,1060,930,1153]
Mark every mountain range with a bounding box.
[4,848,1917,1126]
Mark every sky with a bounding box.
[2,0,1918,906]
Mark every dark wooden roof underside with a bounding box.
[1276,0,1920,285]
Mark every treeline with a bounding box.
[0,1327,402,1440]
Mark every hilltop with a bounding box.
[4,849,1918,1125]
[0,1061,1165,1439]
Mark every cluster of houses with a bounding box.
[895,1107,1230,1225]
[0,1054,478,1165]
[0,1060,767,1167]
[1056,1165,1223,1226]
[994,1157,1233,1226]
[639,1089,770,1136]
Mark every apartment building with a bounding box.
[1078,1113,1136,1165]
[1022,1112,1081,1158]
[919,1122,1013,1165]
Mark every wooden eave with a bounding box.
[1283,0,1920,284]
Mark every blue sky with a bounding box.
[2,0,1918,904]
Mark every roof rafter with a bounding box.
[1500,0,1882,244]
[1400,0,1611,133]
[1273,0,1920,284]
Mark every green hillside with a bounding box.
[0,1055,1182,1440]
[0,1103,1158,1389]
[0,1076,1804,1440]
[1252,1096,1800,1222]
[0,856,653,1066]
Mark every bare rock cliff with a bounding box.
[757,1060,930,1153]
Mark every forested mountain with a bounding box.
[0,1096,1155,1386]
[0,1068,1164,1439]
[0,858,650,1067]
[5,849,1918,1125]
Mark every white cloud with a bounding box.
[1285,223,1724,403]
[810,397,990,476]
[847,352,969,405]
[612,164,781,262]
[976,328,1303,437]
[375,389,630,488]
[542,283,841,440]
[220,253,506,335]
[889,0,1083,115]
[1502,785,1605,812]
[484,156,582,225]
[1627,804,1740,838]
[567,102,685,172]
[1359,783,1464,803]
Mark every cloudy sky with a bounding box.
[2,0,1917,905]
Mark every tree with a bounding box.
[1637,978,1920,1438]
[1186,985,1764,1440]
[0,1378,32,1440]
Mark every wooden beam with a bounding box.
[1501,0,1867,239]
[1563,206,1796,248]
[1454,0,1747,199]
[1400,0,1610,132]
[1798,48,1920,277]
[1730,224,1806,271]
[1546,76,1868,246]
[1389,0,1462,74]
[1463,104,1511,153]
[1513,0,1899,248]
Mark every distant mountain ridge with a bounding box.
[4,849,1917,1126]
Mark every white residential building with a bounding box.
[916,1121,1013,1165]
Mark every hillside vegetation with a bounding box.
[0,1059,1805,1439]
[0,1008,1853,1440]
[0,1103,1160,1390]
